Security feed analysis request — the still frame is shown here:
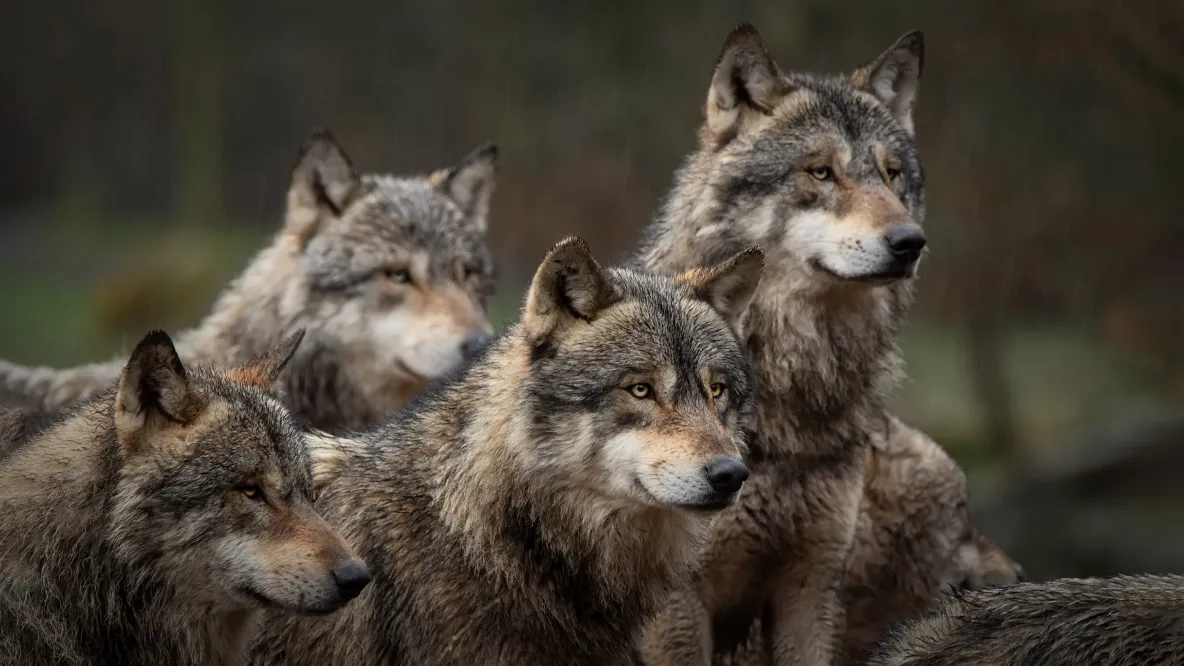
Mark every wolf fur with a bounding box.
[701,416,1027,666]
[0,329,369,666]
[634,24,929,666]
[0,129,498,432]
[249,237,764,665]
[842,415,1025,664]
[865,575,1184,666]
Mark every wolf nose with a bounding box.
[884,225,927,262]
[332,561,372,601]
[461,331,494,360]
[1013,564,1028,583]
[704,456,749,494]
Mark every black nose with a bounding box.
[884,225,927,262]
[332,561,371,601]
[1014,564,1028,583]
[460,331,494,360]
[704,456,749,495]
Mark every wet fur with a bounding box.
[0,331,364,665]
[0,130,497,433]
[865,575,1184,666]
[250,238,763,666]
[715,417,1026,666]
[634,24,927,666]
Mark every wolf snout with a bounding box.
[460,331,494,360]
[883,224,926,264]
[704,456,749,495]
[332,560,372,601]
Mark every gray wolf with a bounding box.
[0,329,369,665]
[0,128,498,432]
[633,23,928,666]
[865,575,1184,666]
[249,237,764,665]
[842,415,1025,664]
[705,417,1026,666]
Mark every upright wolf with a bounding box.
[634,23,931,665]
[0,329,369,666]
[249,237,764,665]
[0,129,498,432]
[865,575,1184,666]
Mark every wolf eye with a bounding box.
[239,485,265,501]
[808,166,834,181]
[709,383,726,398]
[461,264,483,280]
[383,268,412,284]
[885,167,902,182]
[627,383,653,399]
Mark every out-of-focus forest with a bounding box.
[1,0,1182,579]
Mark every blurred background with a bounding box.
[2,0,1182,579]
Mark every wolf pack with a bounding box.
[1,23,1181,666]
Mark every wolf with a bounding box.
[842,415,1025,664]
[0,329,370,666]
[0,128,498,432]
[634,23,930,666]
[865,575,1184,666]
[706,417,1027,666]
[248,237,764,666]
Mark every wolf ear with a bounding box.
[677,247,764,331]
[286,128,359,245]
[430,143,498,230]
[225,329,306,389]
[852,31,924,135]
[523,236,619,344]
[115,330,202,453]
[706,23,792,143]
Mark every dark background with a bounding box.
[2,0,1183,579]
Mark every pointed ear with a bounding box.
[115,330,201,452]
[225,329,306,389]
[851,31,924,135]
[706,23,792,143]
[286,128,359,245]
[676,247,764,330]
[429,143,498,230]
[522,236,619,344]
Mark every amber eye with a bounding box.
[809,166,834,181]
[383,268,412,284]
[239,485,265,501]
[627,383,653,399]
[709,383,726,398]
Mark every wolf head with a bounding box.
[517,238,762,510]
[274,129,496,408]
[109,330,370,615]
[678,24,926,286]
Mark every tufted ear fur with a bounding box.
[223,329,306,389]
[676,247,764,331]
[429,143,498,231]
[285,128,360,245]
[704,23,793,144]
[114,330,203,455]
[522,237,619,344]
[851,31,925,135]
